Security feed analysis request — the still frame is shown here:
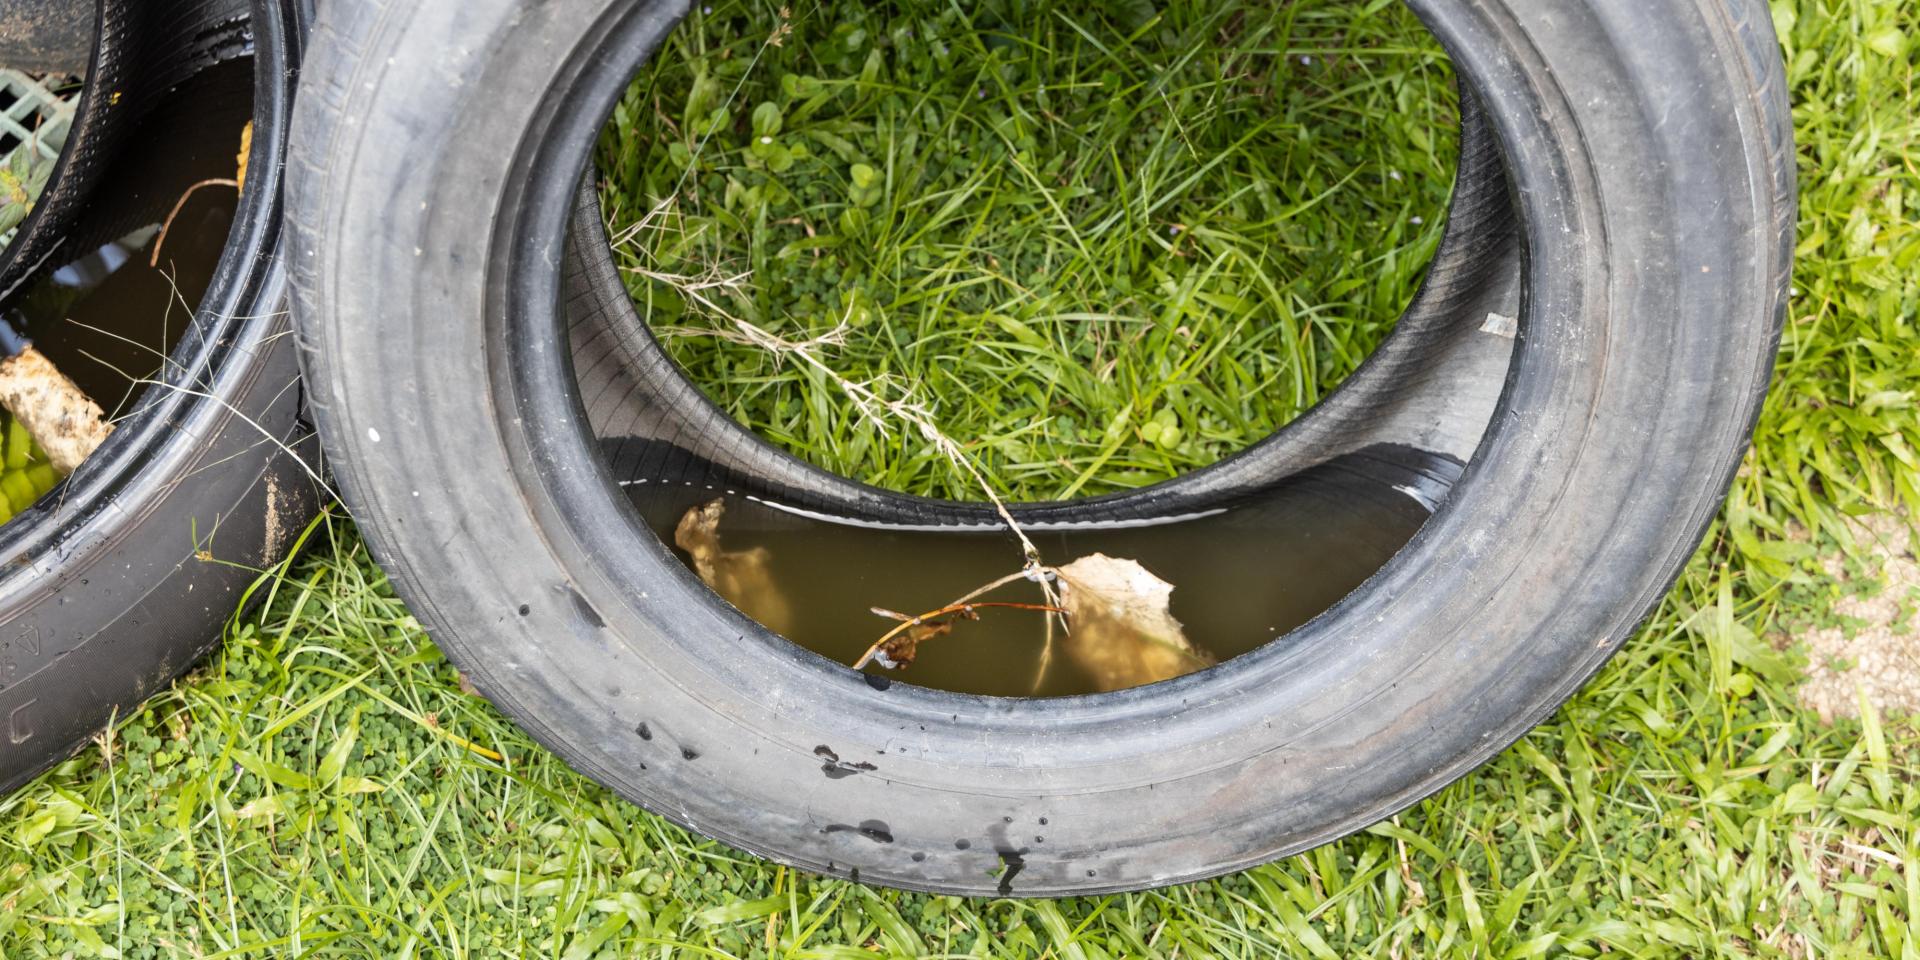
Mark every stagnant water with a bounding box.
[9,58,251,415]
[627,445,1456,697]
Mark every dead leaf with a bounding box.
[874,618,956,669]
[236,120,253,194]
[236,795,285,820]
[1054,553,1212,691]
[869,605,986,669]
[675,499,793,635]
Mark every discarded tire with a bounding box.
[0,0,320,796]
[0,0,91,76]
[288,0,1792,894]
[0,0,259,302]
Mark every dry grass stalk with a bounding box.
[613,197,1070,686]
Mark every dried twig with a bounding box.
[649,320,849,352]
[150,178,239,268]
[612,207,1055,573]
[613,123,1073,681]
[858,599,1067,669]
[871,601,1064,625]
[852,570,1048,669]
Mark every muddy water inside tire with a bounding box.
[627,445,1455,697]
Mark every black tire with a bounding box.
[288,0,1792,895]
[0,0,91,76]
[1,0,254,304]
[0,0,320,797]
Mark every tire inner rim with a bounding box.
[487,0,1598,752]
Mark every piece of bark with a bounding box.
[0,345,112,472]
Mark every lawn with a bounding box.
[4,0,1919,957]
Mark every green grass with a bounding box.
[599,0,1455,499]
[4,0,1920,957]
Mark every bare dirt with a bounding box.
[1795,512,1920,724]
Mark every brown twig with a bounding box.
[870,601,1064,623]
[617,163,1072,683]
[854,601,1066,671]
[851,570,1060,670]
[150,178,239,268]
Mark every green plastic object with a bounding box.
[0,410,59,522]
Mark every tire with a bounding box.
[0,0,321,797]
[288,0,1792,895]
[0,0,91,76]
[1,0,254,303]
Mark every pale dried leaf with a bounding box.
[675,499,793,635]
[236,795,286,820]
[1054,553,1212,691]
[337,777,386,795]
